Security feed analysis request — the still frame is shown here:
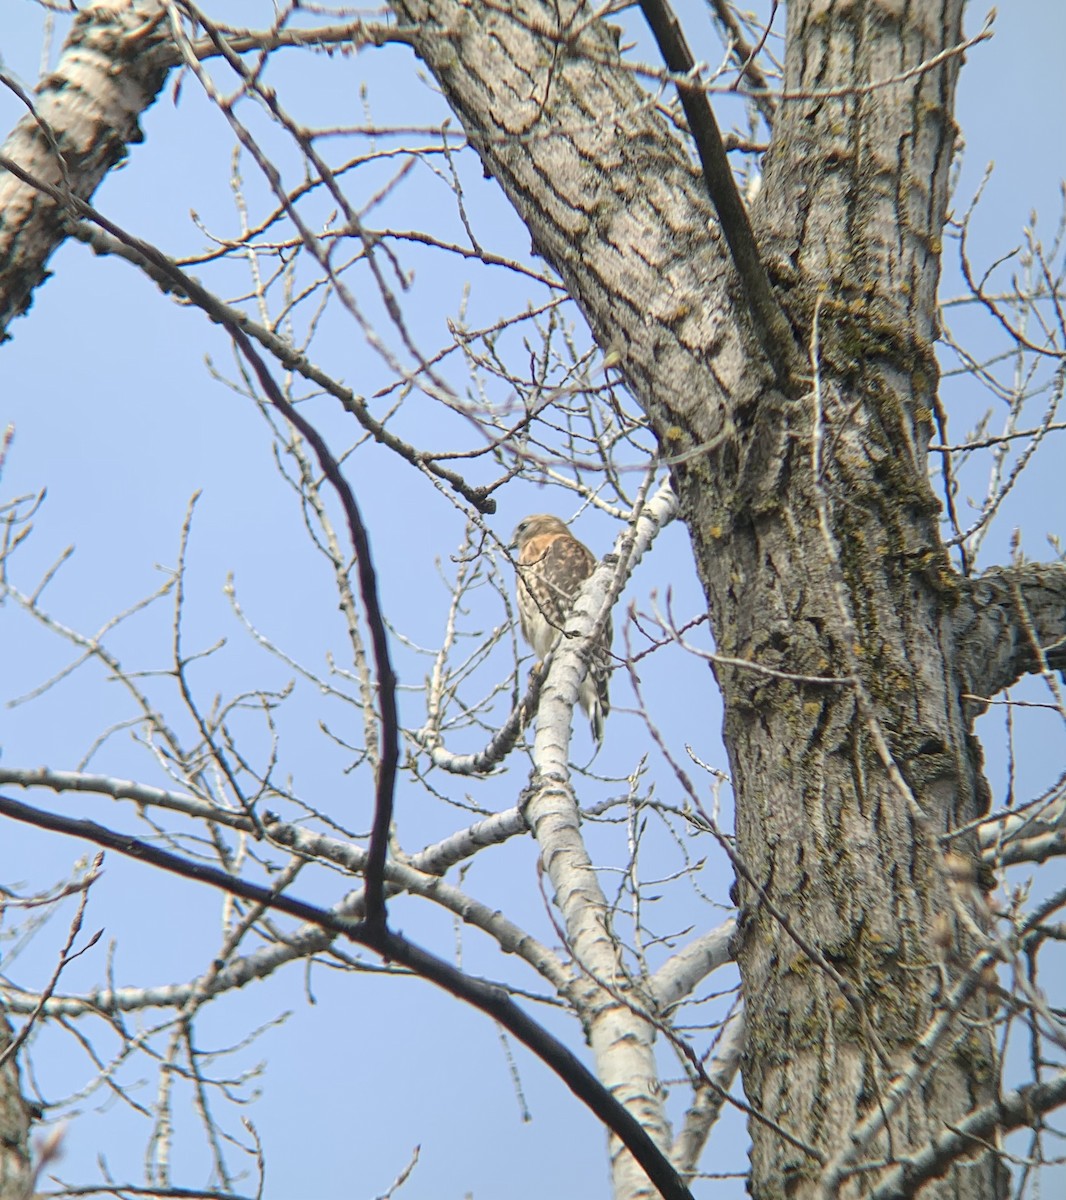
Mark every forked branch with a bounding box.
[0,792,695,1200]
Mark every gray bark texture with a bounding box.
[0,1011,32,1200]
[384,1,1058,1198]
[1,2,1064,1199]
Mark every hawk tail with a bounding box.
[581,673,609,747]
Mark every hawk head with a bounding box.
[510,513,569,551]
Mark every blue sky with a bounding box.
[2,3,1064,1198]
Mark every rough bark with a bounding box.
[387,0,761,450]
[385,1,1015,1197]
[954,564,1066,703]
[3,2,1065,1199]
[717,5,1007,1198]
[0,0,171,337]
[0,1011,33,1200]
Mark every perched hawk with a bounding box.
[511,514,611,744]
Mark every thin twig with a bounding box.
[0,791,695,1200]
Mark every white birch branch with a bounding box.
[0,0,171,334]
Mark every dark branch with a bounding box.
[226,339,398,929]
[637,0,801,392]
[0,793,694,1200]
[0,157,495,514]
[1,151,403,923]
[953,563,1066,703]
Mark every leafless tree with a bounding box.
[1,3,1064,1200]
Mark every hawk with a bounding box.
[511,514,611,744]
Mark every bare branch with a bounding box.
[0,853,103,1072]
[637,0,801,391]
[234,352,399,930]
[648,921,735,1013]
[66,218,496,514]
[954,563,1066,702]
[706,1,777,124]
[670,1001,745,1179]
[865,1070,1066,1200]
[0,792,695,1200]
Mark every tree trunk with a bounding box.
[391,0,1006,1196]
[0,1012,33,1200]
[711,6,1005,1197]
[0,2,1040,1197]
